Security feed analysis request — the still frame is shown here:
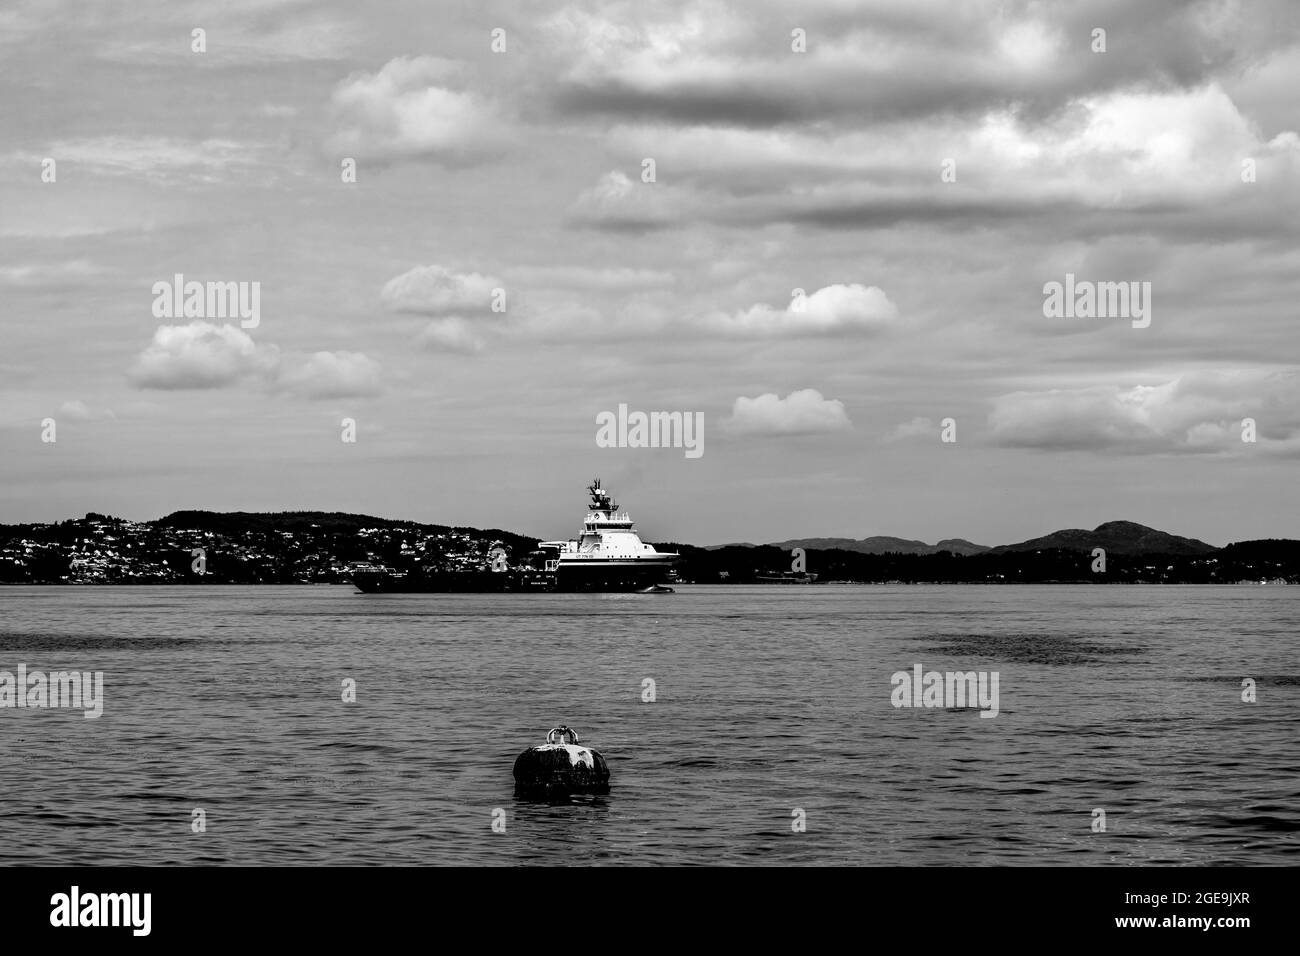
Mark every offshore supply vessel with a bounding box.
[350,479,679,593]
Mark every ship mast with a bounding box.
[588,477,613,513]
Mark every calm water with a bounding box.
[0,584,1296,866]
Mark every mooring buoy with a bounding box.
[513,726,610,795]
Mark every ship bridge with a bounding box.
[584,510,633,530]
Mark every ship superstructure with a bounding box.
[534,479,679,590]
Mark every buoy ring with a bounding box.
[546,725,579,745]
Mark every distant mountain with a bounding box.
[988,521,1217,556]
[708,520,1218,557]
[934,538,992,556]
[766,536,991,556]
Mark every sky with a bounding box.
[1,0,1298,547]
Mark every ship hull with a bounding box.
[551,560,676,592]
[351,570,517,593]
[352,562,675,593]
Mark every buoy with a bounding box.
[513,726,610,795]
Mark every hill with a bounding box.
[988,520,1216,556]
[768,536,991,556]
[153,510,536,553]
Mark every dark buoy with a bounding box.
[513,726,610,796]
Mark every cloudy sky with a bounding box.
[2,0,1298,546]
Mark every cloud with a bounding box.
[381,265,502,315]
[415,318,485,354]
[381,265,506,353]
[129,322,381,397]
[327,56,507,164]
[503,281,899,344]
[723,388,852,436]
[703,283,899,336]
[129,321,280,390]
[10,137,270,183]
[277,351,383,398]
[598,84,1300,233]
[888,416,936,441]
[988,370,1300,454]
[565,170,686,231]
[548,0,988,127]
[545,0,1300,130]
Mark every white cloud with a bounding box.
[996,19,1063,73]
[327,56,506,164]
[415,318,485,354]
[566,170,686,231]
[504,280,898,344]
[129,322,280,390]
[704,283,899,336]
[599,84,1300,230]
[277,351,383,398]
[381,265,502,315]
[129,322,381,397]
[888,416,936,441]
[988,370,1300,454]
[723,388,852,436]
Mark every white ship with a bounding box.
[534,479,679,591]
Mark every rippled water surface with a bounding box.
[0,584,1296,865]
